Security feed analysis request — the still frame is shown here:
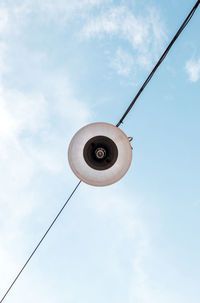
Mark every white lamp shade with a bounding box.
[68,122,132,186]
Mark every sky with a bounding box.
[0,0,200,302]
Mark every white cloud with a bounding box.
[111,48,134,76]
[0,42,8,81]
[44,75,92,128]
[0,80,92,302]
[1,1,166,79]
[0,74,92,203]
[81,6,148,45]
[2,0,112,27]
[0,7,92,291]
[0,88,49,239]
[81,5,166,72]
[0,90,48,135]
[0,5,9,33]
[185,58,200,82]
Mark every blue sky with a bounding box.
[0,0,200,302]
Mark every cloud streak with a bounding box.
[81,5,167,74]
[185,57,200,82]
[0,4,92,297]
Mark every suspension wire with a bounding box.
[116,0,200,127]
[0,180,81,303]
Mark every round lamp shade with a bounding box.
[68,122,132,186]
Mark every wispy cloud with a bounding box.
[185,57,200,82]
[2,0,112,27]
[0,3,93,295]
[0,5,9,33]
[81,5,167,75]
[1,1,166,80]
[110,48,135,76]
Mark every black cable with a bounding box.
[116,0,200,127]
[0,180,81,303]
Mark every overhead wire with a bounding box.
[116,0,200,127]
[1,1,200,302]
[0,181,81,303]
